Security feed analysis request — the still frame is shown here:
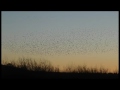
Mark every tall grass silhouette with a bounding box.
[2,58,118,73]
[1,58,118,78]
[2,58,60,72]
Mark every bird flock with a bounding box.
[2,27,118,57]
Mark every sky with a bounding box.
[2,11,118,72]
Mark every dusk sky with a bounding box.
[2,11,118,72]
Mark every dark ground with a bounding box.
[1,65,118,79]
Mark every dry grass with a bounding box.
[1,58,118,74]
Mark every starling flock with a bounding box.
[2,27,118,56]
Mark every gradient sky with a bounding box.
[2,11,118,72]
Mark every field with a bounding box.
[1,58,119,79]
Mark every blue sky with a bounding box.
[2,11,118,71]
[2,11,118,33]
[2,11,118,53]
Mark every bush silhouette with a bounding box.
[1,58,118,78]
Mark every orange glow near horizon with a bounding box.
[2,48,118,72]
